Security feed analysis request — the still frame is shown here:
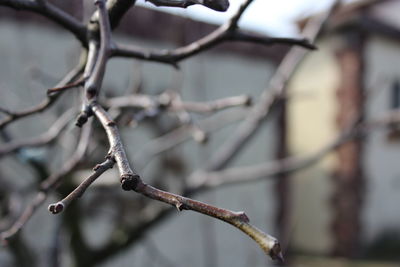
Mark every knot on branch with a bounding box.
[120,173,141,191]
[235,211,250,223]
[86,85,98,100]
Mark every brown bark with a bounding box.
[331,31,366,257]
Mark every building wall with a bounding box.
[363,35,400,245]
[287,37,341,254]
[287,31,400,258]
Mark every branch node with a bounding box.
[243,95,252,106]
[236,211,250,223]
[93,163,101,171]
[86,86,98,100]
[107,120,116,126]
[121,174,141,191]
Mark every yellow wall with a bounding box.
[287,37,341,253]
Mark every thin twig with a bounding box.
[85,0,115,100]
[0,0,87,44]
[48,157,115,214]
[202,1,340,172]
[88,99,283,260]
[126,177,283,261]
[0,124,91,241]
[0,52,87,130]
[112,0,314,65]
[133,109,246,170]
[106,93,251,114]
[0,109,75,157]
[47,78,86,95]
[189,106,400,191]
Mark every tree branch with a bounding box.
[48,157,115,214]
[85,99,282,260]
[0,51,87,130]
[0,109,74,157]
[112,0,314,65]
[0,124,91,241]
[202,1,340,172]
[145,0,230,12]
[106,92,250,114]
[189,107,400,191]
[0,0,87,45]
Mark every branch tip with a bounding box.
[48,202,64,214]
[269,242,284,262]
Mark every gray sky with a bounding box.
[137,0,356,36]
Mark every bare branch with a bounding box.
[47,78,86,95]
[168,93,252,113]
[145,0,230,12]
[189,107,400,190]
[88,0,137,37]
[48,157,115,214]
[121,177,282,260]
[112,0,314,64]
[202,2,339,172]
[0,109,74,158]
[85,0,115,100]
[91,102,140,189]
[106,92,251,114]
[0,51,87,130]
[0,124,91,241]
[0,0,87,44]
[88,99,282,259]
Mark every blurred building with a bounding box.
[288,0,400,261]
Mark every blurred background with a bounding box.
[1,0,400,266]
